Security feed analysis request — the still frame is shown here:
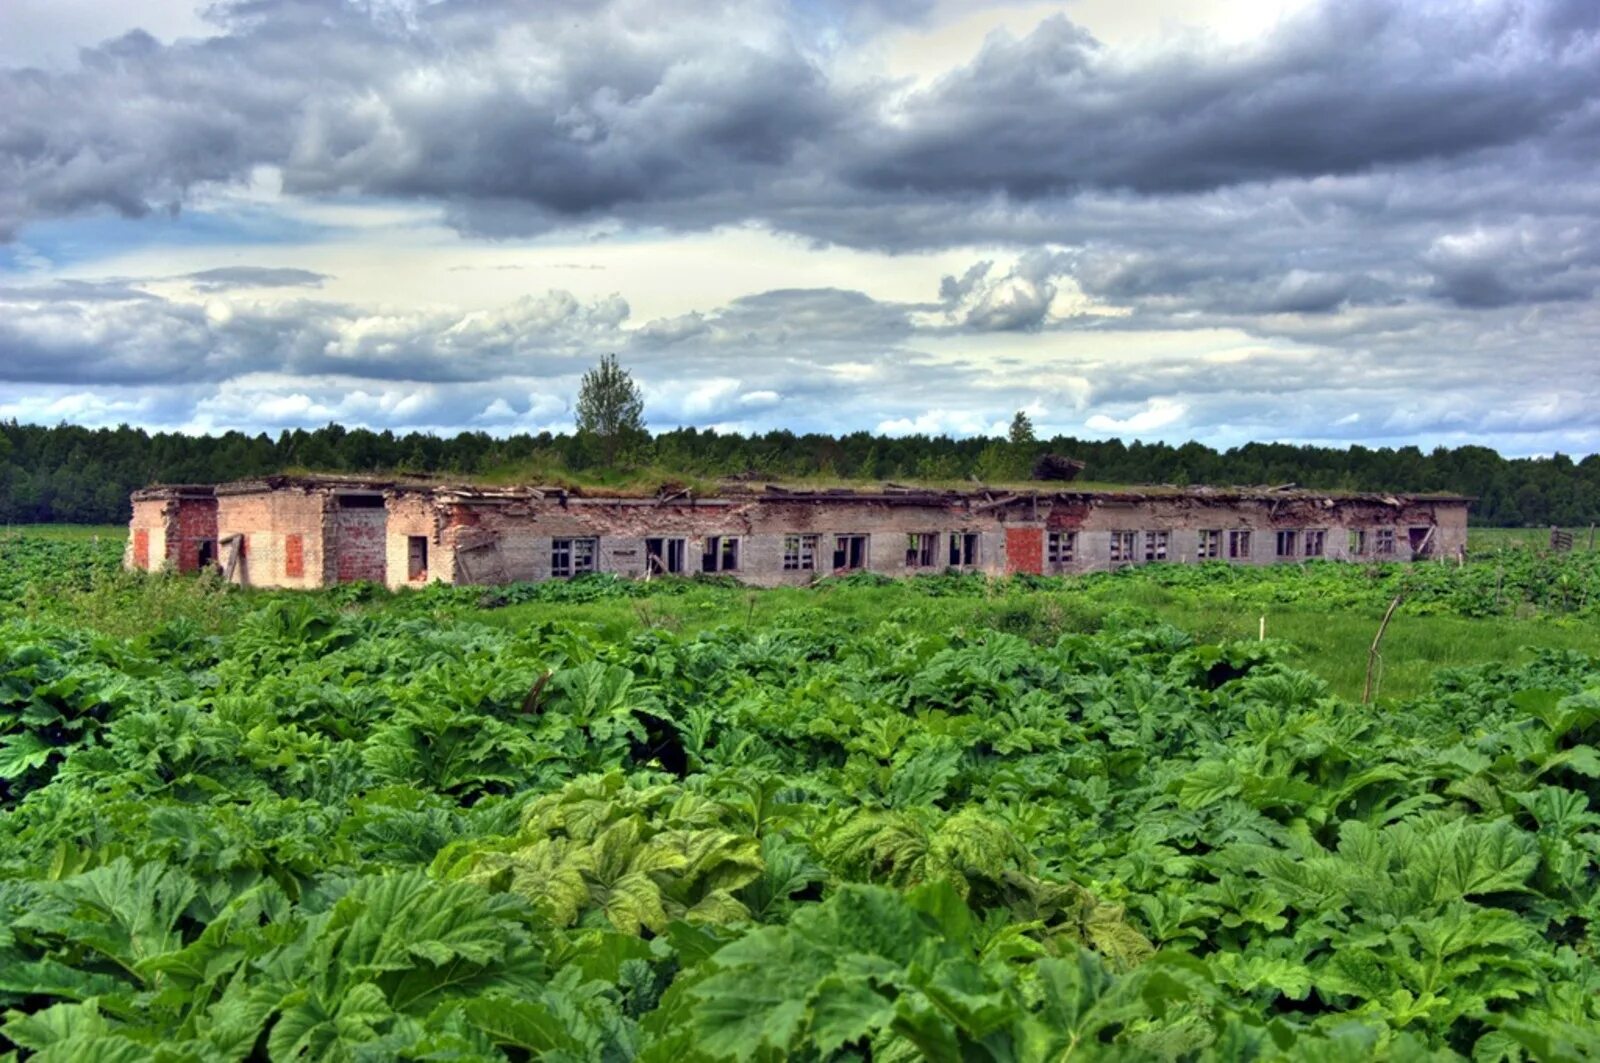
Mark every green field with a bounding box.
[2,530,1599,1060]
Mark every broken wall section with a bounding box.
[216,487,330,588]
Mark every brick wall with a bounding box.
[1005,526,1044,575]
[217,490,328,588]
[178,486,1473,588]
[385,493,441,588]
[126,499,166,571]
[171,498,218,572]
[440,497,1015,587]
[332,504,387,583]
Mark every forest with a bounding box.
[1,419,1597,528]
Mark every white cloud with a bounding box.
[1085,398,1189,435]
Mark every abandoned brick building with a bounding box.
[126,477,1472,590]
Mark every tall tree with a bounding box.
[575,354,646,467]
[1008,410,1036,446]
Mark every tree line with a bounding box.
[1,418,1596,527]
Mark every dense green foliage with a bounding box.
[4,419,1598,526]
[2,537,1599,1060]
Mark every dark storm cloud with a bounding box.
[3,0,1597,246]
[852,2,1598,199]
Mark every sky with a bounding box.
[1,0,1597,455]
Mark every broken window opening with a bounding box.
[702,536,740,573]
[1304,529,1326,557]
[336,493,385,509]
[1047,531,1076,568]
[1197,529,1222,560]
[552,537,598,578]
[1109,531,1138,563]
[905,532,939,568]
[1144,530,1169,562]
[1375,527,1396,555]
[1408,526,1435,556]
[782,534,818,571]
[1228,530,1252,559]
[1349,529,1367,555]
[646,537,687,575]
[948,532,978,567]
[1275,530,1298,558]
[834,534,868,571]
[407,535,429,581]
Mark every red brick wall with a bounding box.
[132,528,150,570]
[334,507,387,583]
[1005,527,1044,575]
[172,499,219,572]
[284,533,305,578]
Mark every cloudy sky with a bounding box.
[1,0,1597,454]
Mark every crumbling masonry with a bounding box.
[127,478,1471,589]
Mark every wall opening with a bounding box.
[702,536,740,573]
[407,536,429,581]
[783,534,818,571]
[336,493,385,508]
[196,540,216,569]
[1408,525,1435,556]
[905,532,938,568]
[1047,531,1075,569]
[833,534,868,571]
[948,532,977,567]
[552,537,598,578]
[646,537,686,575]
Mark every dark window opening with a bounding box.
[646,537,686,575]
[336,493,385,508]
[1375,528,1396,555]
[196,540,217,569]
[1408,526,1434,555]
[1275,530,1298,558]
[1228,530,1252,559]
[905,532,938,567]
[702,536,740,573]
[1110,531,1137,562]
[948,532,977,567]
[834,534,868,571]
[1197,529,1221,559]
[408,535,429,581]
[1144,530,1169,562]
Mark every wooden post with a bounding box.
[1259,615,1266,641]
[1363,594,1404,705]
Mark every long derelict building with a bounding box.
[126,477,1471,590]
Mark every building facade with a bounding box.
[126,477,1472,589]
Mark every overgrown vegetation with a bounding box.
[4,419,1597,526]
[2,533,1599,1059]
